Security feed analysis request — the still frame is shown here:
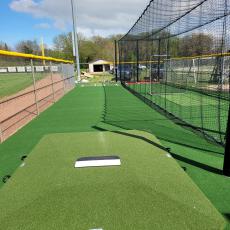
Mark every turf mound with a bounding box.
[0,130,225,230]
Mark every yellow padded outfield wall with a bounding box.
[0,50,73,64]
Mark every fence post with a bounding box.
[223,108,230,176]
[49,61,56,103]
[0,122,3,143]
[31,59,39,115]
[61,63,66,94]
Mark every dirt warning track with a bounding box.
[0,74,74,142]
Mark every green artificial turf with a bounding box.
[0,86,108,185]
[0,73,44,99]
[0,131,225,230]
[128,82,228,144]
[0,84,230,228]
[102,85,230,229]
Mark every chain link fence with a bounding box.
[0,51,75,142]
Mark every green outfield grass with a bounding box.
[0,131,225,229]
[0,73,44,99]
[0,85,230,229]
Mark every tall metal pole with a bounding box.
[71,0,81,82]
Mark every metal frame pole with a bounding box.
[118,42,122,82]
[149,54,156,95]
[136,40,139,82]
[150,57,152,95]
[31,59,39,115]
[49,61,55,103]
[114,40,118,82]
[223,100,230,176]
[71,0,81,82]
[165,38,170,111]
[157,39,161,82]
[149,40,154,95]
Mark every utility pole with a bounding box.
[71,0,81,82]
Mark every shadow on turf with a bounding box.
[92,125,223,176]
[170,152,223,175]
[224,214,230,221]
[99,85,225,176]
[92,125,167,152]
[112,130,223,176]
[102,85,223,155]
[158,136,223,155]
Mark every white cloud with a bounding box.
[34,22,51,29]
[10,0,150,36]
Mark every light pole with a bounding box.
[71,0,81,82]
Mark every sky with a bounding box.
[0,0,150,48]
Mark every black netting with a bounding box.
[118,0,230,151]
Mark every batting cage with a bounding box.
[116,0,230,175]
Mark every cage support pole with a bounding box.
[223,107,230,176]
[136,40,139,82]
[157,39,161,82]
[114,40,118,82]
[165,38,170,111]
[118,42,122,82]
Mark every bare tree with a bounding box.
[16,40,40,54]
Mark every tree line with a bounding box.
[0,33,122,63]
[0,32,222,64]
[122,33,222,62]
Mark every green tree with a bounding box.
[53,32,74,60]
[51,32,123,62]
[179,33,214,56]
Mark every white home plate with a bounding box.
[75,156,121,168]
[166,153,172,158]
[90,229,103,230]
